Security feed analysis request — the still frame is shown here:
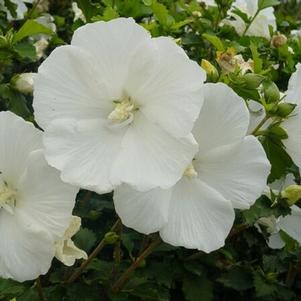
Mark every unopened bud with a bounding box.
[201,59,219,81]
[243,73,265,89]
[281,185,301,206]
[263,81,280,103]
[11,73,35,94]
[104,231,119,244]
[276,103,296,117]
[271,34,287,48]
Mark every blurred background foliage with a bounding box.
[1,0,301,300]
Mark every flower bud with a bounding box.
[271,34,287,48]
[281,185,301,206]
[11,73,35,94]
[263,81,280,103]
[243,73,265,89]
[276,103,296,117]
[201,59,219,81]
[104,231,119,244]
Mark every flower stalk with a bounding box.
[65,219,121,284]
[111,237,161,293]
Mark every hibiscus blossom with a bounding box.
[33,18,205,193]
[282,64,301,167]
[114,83,271,252]
[0,111,78,282]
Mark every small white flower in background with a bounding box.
[257,206,301,249]
[256,176,301,249]
[72,2,86,23]
[223,0,276,39]
[11,73,35,94]
[114,83,271,252]
[281,64,301,167]
[33,18,205,194]
[36,13,57,34]
[55,216,87,266]
[0,111,78,282]
[34,37,49,59]
[0,0,32,20]
[291,28,301,38]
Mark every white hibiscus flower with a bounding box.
[0,111,78,282]
[33,18,205,193]
[223,0,276,39]
[282,64,301,167]
[114,83,271,252]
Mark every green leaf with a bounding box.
[250,42,263,73]
[151,1,174,28]
[182,275,213,301]
[253,270,277,298]
[74,228,97,253]
[262,136,294,182]
[258,0,280,11]
[13,20,54,43]
[232,8,250,23]
[13,42,37,60]
[218,267,253,291]
[75,0,99,22]
[202,33,225,51]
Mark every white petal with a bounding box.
[285,63,301,105]
[113,185,171,234]
[282,113,301,167]
[279,205,301,245]
[43,118,125,193]
[71,18,150,96]
[246,8,276,39]
[160,178,235,252]
[267,233,285,249]
[193,83,249,154]
[112,113,198,191]
[0,213,54,282]
[247,100,265,134]
[17,149,78,240]
[197,136,270,209]
[0,111,42,184]
[55,239,87,267]
[126,37,205,137]
[34,45,113,129]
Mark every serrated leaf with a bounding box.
[74,228,97,253]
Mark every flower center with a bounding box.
[0,181,17,215]
[183,163,198,179]
[107,95,137,128]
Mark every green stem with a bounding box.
[242,9,260,36]
[251,115,270,136]
[111,237,161,293]
[65,219,121,284]
[36,277,47,301]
